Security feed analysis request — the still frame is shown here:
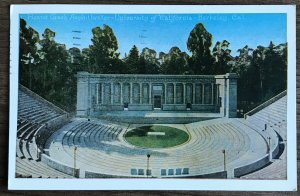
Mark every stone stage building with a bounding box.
[76,72,238,118]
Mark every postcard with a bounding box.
[8,4,296,190]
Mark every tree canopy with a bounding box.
[19,18,40,89]
[187,23,213,74]
[126,45,140,74]
[89,25,120,73]
[212,40,233,74]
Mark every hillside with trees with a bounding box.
[19,18,287,114]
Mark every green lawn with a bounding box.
[124,125,189,148]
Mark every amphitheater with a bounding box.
[15,83,287,179]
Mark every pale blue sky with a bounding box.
[20,13,287,57]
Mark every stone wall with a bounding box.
[85,170,227,179]
[76,72,238,118]
[233,124,280,177]
[41,154,79,177]
[171,171,227,179]
[85,171,129,178]
[233,155,270,177]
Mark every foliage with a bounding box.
[37,28,76,112]
[125,45,140,73]
[69,47,83,68]
[232,43,287,114]
[187,23,213,74]
[139,47,160,74]
[160,47,189,74]
[89,25,121,73]
[20,22,77,112]
[19,18,40,89]
[212,40,233,74]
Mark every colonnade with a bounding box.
[76,72,238,117]
[93,82,219,106]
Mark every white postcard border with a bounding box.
[9,4,297,191]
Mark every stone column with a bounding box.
[149,83,152,104]
[193,83,196,104]
[183,83,186,104]
[215,84,220,112]
[130,82,133,104]
[216,84,220,105]
[120,82,123,104]
[111,83,113,104]
[76,72,89,116]
[96,84,99,104]
[211,83,214,104]
[215,73,238,117]
[225,73,238,118]
[164,83,167,104]
[139,83,142,104]
[87,77,91,116]
[202,83,205,104]
[215,77,226,117]
[101,83,104,104]
[174,83,176,104]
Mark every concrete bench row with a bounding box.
[16,157,73,178]
[46,118,265,178]
[16,89,70,178]
[239,96,287,178]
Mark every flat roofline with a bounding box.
[77,72,237,78]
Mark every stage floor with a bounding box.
[92,110,224,124]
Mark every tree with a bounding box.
[231,45,254,112]
[89,25,120,73]
[126,45,140,74]
[187,23,213,74]
[261,42,287,98]
[212,40,233,74]
[251,45,266,100]
[81,48,93,72]
[68,47,83,68]
[231,45,253,74]
[38,28,57,90]
[160,47,189,74]
[19,19,78,112]
[19,18,40,89]
[38,28,74,111]
[232,42,287,114]
[140,47,160,74]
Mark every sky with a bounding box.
[20,13,287,58]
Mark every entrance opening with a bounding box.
[186,103,191,110]
[123,102,128,111]
[154,95,161,109]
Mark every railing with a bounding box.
[244,90,287,119]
